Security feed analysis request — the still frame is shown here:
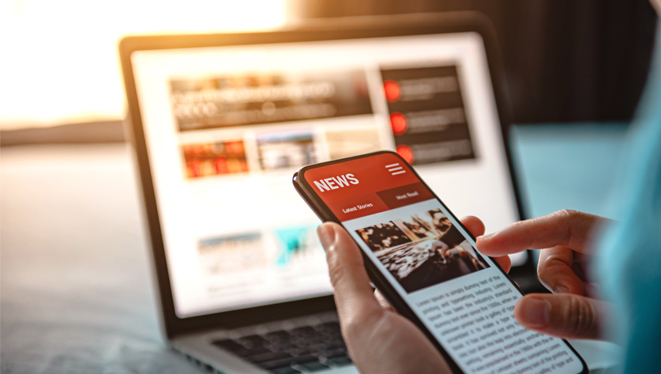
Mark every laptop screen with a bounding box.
[131,32,525,318]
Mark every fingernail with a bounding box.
[554,286,571,294]
[317,224,337,250]
[479,233,495,242]
[517,297,550,328]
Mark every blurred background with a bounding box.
[0,0,657,140]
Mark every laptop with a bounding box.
[119,12,535,374]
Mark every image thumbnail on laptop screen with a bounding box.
[130,32,523,318]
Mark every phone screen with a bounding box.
[299,152,586,374]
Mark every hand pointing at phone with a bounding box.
[477,210,612,341]
[318,210,613,373]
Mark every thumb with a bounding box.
[514,293,608,340]
[317,223,383,322]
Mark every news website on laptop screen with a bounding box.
[131,32,524,318]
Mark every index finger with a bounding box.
[476,210,606,256]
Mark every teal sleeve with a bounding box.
[595,24,661,374]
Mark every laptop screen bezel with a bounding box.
[119,12,532,339]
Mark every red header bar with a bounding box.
[303,153,419,204]
[304,153,435,221]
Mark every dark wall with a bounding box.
[299,0,658,124]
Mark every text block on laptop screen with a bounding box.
[131,33,521,318]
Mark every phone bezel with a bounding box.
[293,150,589,374]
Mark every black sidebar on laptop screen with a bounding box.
[130,32,525,319]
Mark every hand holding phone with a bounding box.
[293,151,588,374]
[319,217,500,374]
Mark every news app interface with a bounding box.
[304,153,583,374]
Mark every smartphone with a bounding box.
[293,151,588,374]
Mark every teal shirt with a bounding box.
[596,25,661,373]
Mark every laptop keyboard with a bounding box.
[212,321,352,373]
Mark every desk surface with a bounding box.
[1,124,626,373]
